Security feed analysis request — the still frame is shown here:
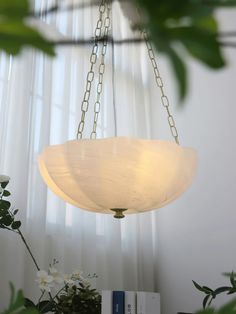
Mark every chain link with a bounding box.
[143,31,180,144]
[90,2,111,139]
[76,0,107,139]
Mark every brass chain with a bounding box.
[143,31,180,144]
[90,2,111,139]
[76,0,107,139]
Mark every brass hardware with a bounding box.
[111,208,128,219]
[142,30,180,145]
[77,0,111,140]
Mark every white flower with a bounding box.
[36,270,54,292]
[63,274,75,285]
[81,278,90,286]
[0,175,10,183]
[49,267,64,284]
[72,270,84,281]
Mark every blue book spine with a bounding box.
[113,291,125,314]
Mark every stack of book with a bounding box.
[102,290,161,314]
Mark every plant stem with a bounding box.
[0,225,18,232]
[38,290,45,306]
[17,229,40,271]
[208,296,214,308]
[40,285,67,312]
[48,291,54,302]
[52,284,67,300]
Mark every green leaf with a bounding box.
[0,208,9,217]
[79,282,85,288]
[13,209,19,215]
[1,181,9,189]
[37,301,54,313]
[3,190,11,197]
[230,272,236,287]
[227,288,236,294]
[0,0,29,19]
[193,280,209,293]
[0,0,55,56]
[223,272,236,277]
[203,286,213,293]
[0,200,11,210]
[1,214,14,226]
[166,46,187,102]
[218,298,236,314]
[24,299,35,308]
[169,26,226,69]
[193,16,218,33]
[203,294,211,309]
[135,0,232,100]
[3,283,39,314]
[0,208,6,216]
[0,22,55,56]
[11,220,22,230]
[205,0,236,7]
[213,286,231,296]
[196,308,215,314]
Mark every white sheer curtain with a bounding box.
[0,0,160,308]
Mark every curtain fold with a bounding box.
[0,0,159,308]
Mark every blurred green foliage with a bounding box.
[0,0,236,102]
[136,0,236,101]
[2,283,39,314]
[196,299,236,314]
[0,0,55,56]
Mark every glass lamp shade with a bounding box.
[38,137,197,217]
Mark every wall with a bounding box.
[152,9,236,314]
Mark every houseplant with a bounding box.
[0,175,101,314]
[193,272,236,309]
[2,177,236,314]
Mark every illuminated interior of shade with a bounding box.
[38,137,197,216]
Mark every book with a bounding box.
[125,291,136,314]
[113,291,125,314]
[102,290,112,314]
[102,290,160,314]
[137,291,161,314]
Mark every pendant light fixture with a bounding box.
[38,0,197,219]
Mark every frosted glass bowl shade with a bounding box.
[38,137,197,215]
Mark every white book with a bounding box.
[125,291,136,314]
[137,291,161,314]
[102,290,112,314]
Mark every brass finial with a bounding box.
[111,208,128,219]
